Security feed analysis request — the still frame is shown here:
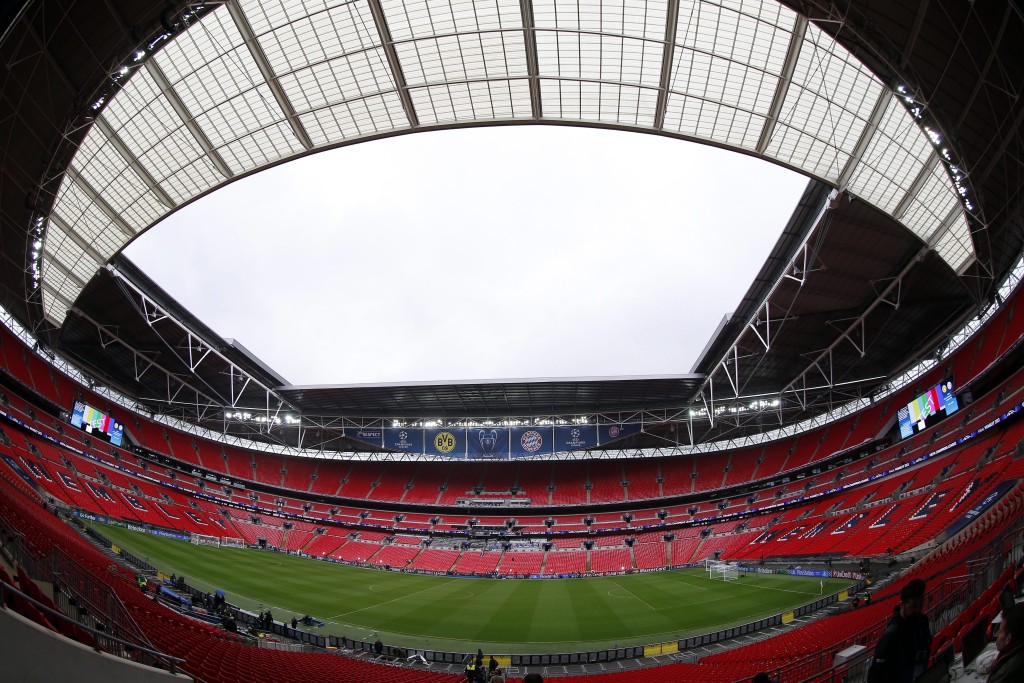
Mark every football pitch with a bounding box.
[93,523,854,653]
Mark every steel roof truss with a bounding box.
[108,265,296,421]
[71,308,224,410]
[366,0,418,128]
[779,249,925,401]
[838,87,892,190]
[229,366,252,408]
[225,0,313,151]
[654,0,681,131]
[93,117,176,209]
[757,15,808,155]
[184,332,213,372]
[519,0,542,120]
[143,59,234,180]
[692,199,833,413]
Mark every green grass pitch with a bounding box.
[94,523,854,653]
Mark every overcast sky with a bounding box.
[124,126,808,386]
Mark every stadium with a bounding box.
[1,0,1024,681]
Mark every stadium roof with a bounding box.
[1,0,1023,448]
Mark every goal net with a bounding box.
[191,535,245,549]
[705,559,740,581]
[191,533,221,547]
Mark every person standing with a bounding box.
[867,579,931,683]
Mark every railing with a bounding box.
[747,482,1023,683]
[0,580,187,676]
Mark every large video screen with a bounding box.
[70,401,124,447]
[897,380,959,440]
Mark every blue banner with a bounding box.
[345,428,383,448]
[347,423,647,456]
[555,425,597,451]
[425,428,465,458]
[466,427,509,460]
[599,423,641,445]
[383,428,421,453]
[944,479,1017,537]
[511,427,552,457]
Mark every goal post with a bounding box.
[705,559,740,581]
[191,534,245,549]
[191,533,221,547]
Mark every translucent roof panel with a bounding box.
[411,79,534,123]
[675,0,796,75]
[535,32,662,88]
[764,23,884,183]
[533,0,668,41]
[278,50,398,111]
[101,70,211,187]
[934,215,974,274]
[381,0,523,41]
[299,92,411,145]
[847,95,932,214]
[51,179,129,260]
[398,31,530,86]
[663,94,764,149]
[901,163,969,246]
[39,0,975,324]
[243,0,383,74]
[540,79,658,125]
[217,121,309,174]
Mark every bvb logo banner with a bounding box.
[433,431,457,454]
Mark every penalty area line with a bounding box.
[609,580,660,612]
[328,581,448,619]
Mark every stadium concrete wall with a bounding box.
[0,607,192,682]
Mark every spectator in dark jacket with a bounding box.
[867,579,931,683]
[988,604,1024,683]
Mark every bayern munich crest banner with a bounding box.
[510,427,553,457]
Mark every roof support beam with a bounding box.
[837,88,891,190]
[49,214,108,265]
[955,3,1012,130]
[62,167,136,241]
[893,151,940,220]
[93,117,176,209]
[757,15,807,154]
[70,308,225,410]
[144,59,235,180]
[519,0,543,119]
[778,245,928,402]
[224,0,314,151]
[107,264,296,417]
[366,0,419,128]
[41,284,75,315]
[690,191,834,411]
[40,255,88,290]
[654,0,680,130]
[899,0,930,69]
